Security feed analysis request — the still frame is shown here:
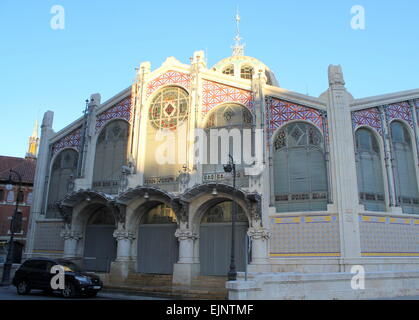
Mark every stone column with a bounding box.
[325,65,361,265]
[379,106,399,209]
[173,228,199,286]
[24,111,55,258]
[113,229,135,262]
[61,228,82,259]
[409,100,419,164]
[76,93,100,189]
[247,227,270,267]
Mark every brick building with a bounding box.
[0,123,38,263]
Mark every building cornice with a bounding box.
[351,88,419,111]
[264,86,327,110]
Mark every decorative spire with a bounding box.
[232,8,245,56]
[26,120,39,159]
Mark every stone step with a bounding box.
[105,284,227,300]
[192,276,227,288]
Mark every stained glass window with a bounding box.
[149,87,189,130]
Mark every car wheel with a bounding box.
[62,282,78,298]
[16,280,30,295]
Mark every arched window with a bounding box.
[144,87,189,191]
[222,65,234,76]
[240,65,253,80]
[141,204,177,224]
[92,119,129,194]
[46,149,78,218]
[273,122,328,212]
[390,121,419,214]
[203,104,253,187]
[355,128,385,211]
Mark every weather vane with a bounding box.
[232,7,245,56]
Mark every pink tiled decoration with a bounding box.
[51,127,82,155]
[267,98,324,140]
[95,97,132,132]
[385,102,413,129]
[202,80,254,118]
[352,107,383,135]
[146,70,191,97]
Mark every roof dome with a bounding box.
[212,55,279,86]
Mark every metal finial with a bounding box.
[232,7,244,56]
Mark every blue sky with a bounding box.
[0,0,418,157]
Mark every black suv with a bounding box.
[12,258,103,298]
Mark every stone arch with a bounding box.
[181,183,261,234]
[46,148,79,218]
[119,187,180,274]
[119,186,181,229]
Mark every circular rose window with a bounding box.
[149,87,189,130]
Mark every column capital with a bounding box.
[175,229,198,241]
[60,229,82,241]
[113,229,136,241]
[247,227,271,240]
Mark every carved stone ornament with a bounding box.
[171,198,189,223]
[60,229,82,241]
[109,202,127,225]
[113,229,136,241]
[328,65,345,86]
[247,227,271,240]
[175,229,198,241]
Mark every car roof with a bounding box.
[24,257,58,263]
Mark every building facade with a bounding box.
[25,47,419,298]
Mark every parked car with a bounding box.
[12,258,103,298]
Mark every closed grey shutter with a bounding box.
[84,225,117,272]
[137,224,178,274]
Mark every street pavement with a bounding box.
[0,285,170,300]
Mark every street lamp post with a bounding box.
[0,169,23,286]
[223,154,237,281]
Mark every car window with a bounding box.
[56,260,82,272]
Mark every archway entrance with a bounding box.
[83,207,117,272]
[199,201,249,276]
[137,204,178,274]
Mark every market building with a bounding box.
[25,25,419,299]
